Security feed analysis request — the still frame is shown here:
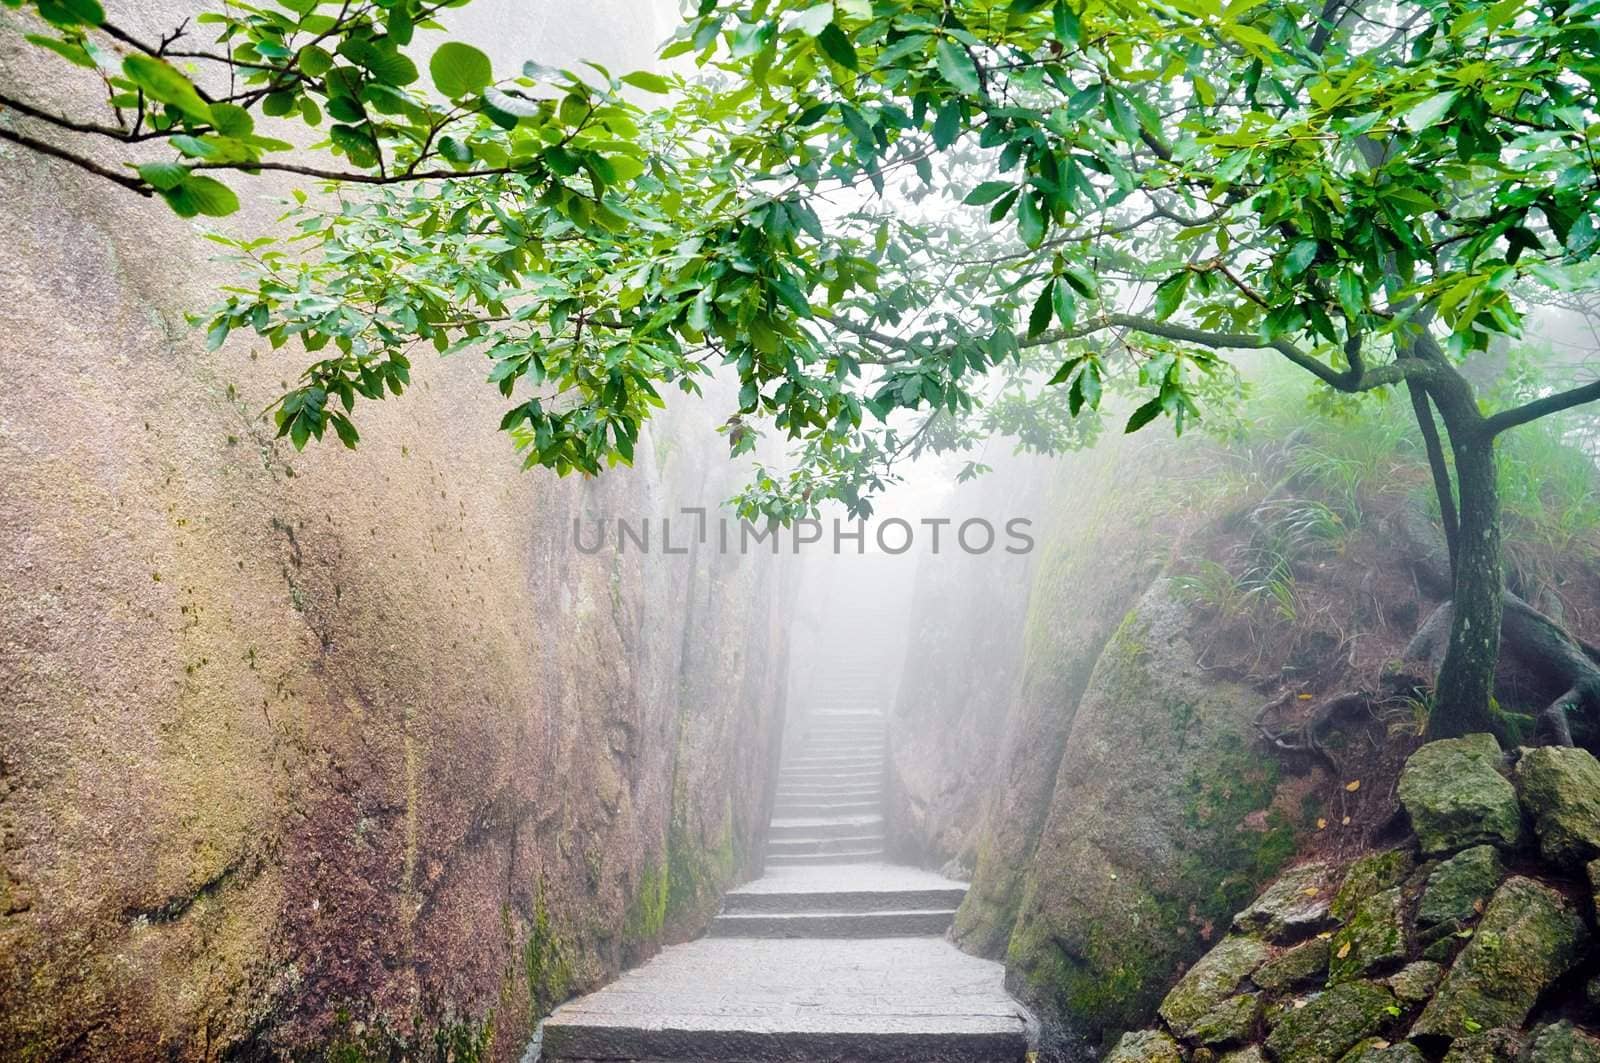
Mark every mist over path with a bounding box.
[538,560,1034,1061]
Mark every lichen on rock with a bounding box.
[1254,937,1331,993]
[1398,735,1522,856]
[1157,934,1271,1037]
[1233,862,1334,942]
[1413,876,1588,1042]
[1515,746,1600,870]
[1329,887,1407,983]
[1107,1028,1185,1063]
[1264,980,1397,1063]
[1417,846,1503,928]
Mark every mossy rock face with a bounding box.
[1439,1028,1525,1062]
[1158,935,1271,1037]
[1528,1022,1600,1063]
[1417,845,1503,927]
[1233,863,1334,942]
[1515,747,1600,870]
[1003,582,1297,1044]
[1340,1038,1427,1062]
[1264,981,1396,1063]
[1106,1029,1184,1063]
[1329,887,1407,984]
[1333,850,1415,922]
[1190,993,1262,1047]
[1398,735,1522,856]
[1254,937,1330,993]
[1386,961,1443,1004]
[1413,876,1588,1042]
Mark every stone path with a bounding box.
[539,696,1033,1061]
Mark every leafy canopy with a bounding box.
[6,0,1599,517]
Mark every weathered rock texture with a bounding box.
[1106,737,1600,1063]
[0,3,785,1060]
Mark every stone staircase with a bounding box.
[538,581,1031,1061]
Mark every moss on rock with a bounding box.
[1417,845,1503,928]
[1233,862,1334,942]
[1255,937,1331,993]
[1398,735,1522,856]
[1264,981,1396,1063]
[1339,1038,1426,1062]
[1332,850,1414,922]
[1107,1029,1185,1063]
[1515,747,1600,870]
[1528,1022,1600,1063]
[1329,887,1407,984]
[1159,935,1271,1036]
[1413,876,1588,1042]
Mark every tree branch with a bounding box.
[1482,379,1600,437]
[0,125,152,196]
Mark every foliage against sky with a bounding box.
[5,0,1600,518]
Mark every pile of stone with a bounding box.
[1106,735,1600,1063]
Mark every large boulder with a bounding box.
[1413,876,1588,1042]
[1264,981,1397,1063]
[1158,935,1271,1037]
[1002,581,1300,1042]
[1398,735,1522,855]
[1515,747,1600,870]
[1417,845,1503,927]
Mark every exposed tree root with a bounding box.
[1403,593,1600,746]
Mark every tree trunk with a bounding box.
[1428,413,1503,737]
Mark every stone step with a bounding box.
[773,799,882,817]
[707,908,958,938]
[779,764,883,779]
[768,816,884,840]
[775,783,883,797]
[767,833,886,856]
[765,847,887,865]
[539,937,1031,1063]
[722,887,968,915]
[783,756,885,771]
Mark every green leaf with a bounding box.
[1403,90,1458,131]
[1152,271,1189,320]
[208,102,254,138]
[1046,354,1084,386]
[963,181,1013,206]
[430,41,492,98]
[1029,280,1055,337]
[136,161,188,191]
[936,39,980,95]
[122,54,212,123]
[1283,239,1318,277]
[1017,193,1046,249]
[792,2,834,35]
[816,23,858,69]
[621,70,671,93]
[161,175,239,217]
[25,34,95,68]
[36,0,102,25]
[932,99,962,148]
[1125,397,1165,433]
